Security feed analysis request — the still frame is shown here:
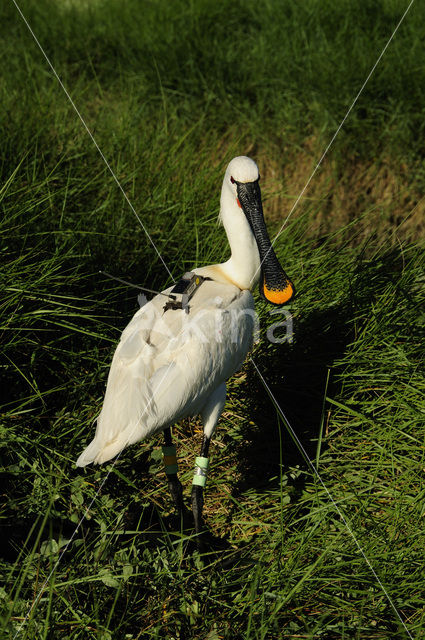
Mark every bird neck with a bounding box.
[224,182,262,290]
[194,186,260,290]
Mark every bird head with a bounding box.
[222,156,295,306]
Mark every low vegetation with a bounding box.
[1,1,424,638]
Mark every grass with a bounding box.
[1,0,425,638]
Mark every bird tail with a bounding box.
[75,436,127,467]
[75,323,158,468]
[75,438,101,467]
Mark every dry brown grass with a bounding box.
[255,138,425,246]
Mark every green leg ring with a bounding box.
[192,456,209,487]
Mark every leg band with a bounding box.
[162,445,178,475]
[192,456,209,487]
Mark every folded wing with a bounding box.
[76,281,254,466]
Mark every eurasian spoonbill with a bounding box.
[76,156,294,536]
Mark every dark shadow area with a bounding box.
[227,246,422,515]
[230,303,354,495]
[0,454,233,565]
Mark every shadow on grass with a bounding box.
[228,303,354,503]
[227,246,417,518]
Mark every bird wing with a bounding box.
[76,281,254,466]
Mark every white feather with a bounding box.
[76,156,262,467]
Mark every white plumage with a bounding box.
[76,156,293,474]
[76,281,254,465]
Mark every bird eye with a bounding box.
[230,176,235,184]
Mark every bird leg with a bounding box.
[191,434,211,536]
[190,383,226,541]
[162,427,184,514]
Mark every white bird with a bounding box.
[76,156,294,535]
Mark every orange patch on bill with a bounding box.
[236,198,242,208]
[263,280,294,305]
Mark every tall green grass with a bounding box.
[1,0,425,638]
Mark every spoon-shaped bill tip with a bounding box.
[261,278,295,305]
